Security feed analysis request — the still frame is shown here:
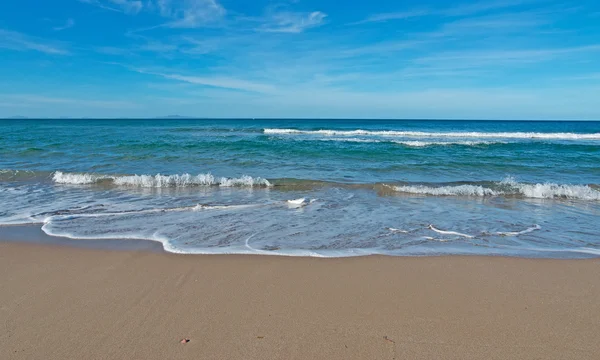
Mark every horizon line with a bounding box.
[2,117,600,122]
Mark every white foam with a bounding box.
[497,224,541,237]
[388,227,409,233]
[500,177,600,200]
[52,171,271,188]
[287,198,314,208]
[394,140,503,147]
[315,138,504,147]
[288,198,307,205]
[52,171,109,184]
[319,138,381,143]
[264,128,600,140]
[428,225,474,238]
[192,203,266,211]
[113,173,216,187]
[219,175,270,187]
[394,184,499,197]
[393,178,600,200]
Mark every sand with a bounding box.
[1,241,599,360]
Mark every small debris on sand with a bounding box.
[180,338,190,344]
[383,336,395,344]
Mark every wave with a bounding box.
[5,170,599,201]
[395,140,504,147]
[496,225,541,237]
[392,178,600,200]
[0,169,46,181]
[428,225,474,238]
[264,128,600,140]
[52,171,271,188]
[315,138,505,147]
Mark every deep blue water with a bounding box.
[1,119,599,257]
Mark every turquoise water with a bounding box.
[1,119,600,257]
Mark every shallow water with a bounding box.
[1,119,599,257]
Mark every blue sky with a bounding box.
[1,0,599,119]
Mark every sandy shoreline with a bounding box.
[1,241,599,360]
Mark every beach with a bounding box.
[1,241,599,360]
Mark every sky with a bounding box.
[0,0,600,119]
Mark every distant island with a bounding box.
[154,115,193,119]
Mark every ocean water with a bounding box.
[1,119,600,258]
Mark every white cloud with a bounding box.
[53,18,76,31]
[135,68,276,93]
[156,0,226,28]
[353,0,540,24]
[0,29,69,55]
[414,45,600,69]
[110,0,143,14]
[258,11,327,33]
[349,10,429,25]
[77,0,142,14]
[442,0,538,17]
[439,13,549,33]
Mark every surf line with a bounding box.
[428,225,474,239]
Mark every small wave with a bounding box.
[428,225,474,238]
[264,128,600,140]
[53,171,108,185]
[286,198,317,208]
[392,178,600,200]
[0,169,41,181]
[496,225,541,237]
[319,138,380,143]
[52,171,271,188]
[394,140,504,147]
[388,227,409,233]
[314,138,504,147]
[395,184,498,197]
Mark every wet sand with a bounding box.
[1,241,599,360]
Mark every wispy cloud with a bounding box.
[134,68,276,93]
[155,0,225,28]
[110,0,143,14]
[77,0,143,14]
[257,11,327,33]
[426,11,552,38]
[335,39,427,58]
[53,18,76,31]
[0,29,69,55]
[442,0,538,17]
[349,10,429,25]
[413,44,600,70]
[353,0,540,25]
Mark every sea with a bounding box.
[1,119,599,258]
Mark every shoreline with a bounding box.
[1,240,599,359]
[2,224,599,259]
[0,224,165,253]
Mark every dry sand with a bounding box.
[1,241,599,360]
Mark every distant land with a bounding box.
[154,115,193,119]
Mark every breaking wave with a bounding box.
[264,128,600,140]
[394,140,504,147]
[314,138,505,147]
[392,178,600,200]
[52,171,271,188]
